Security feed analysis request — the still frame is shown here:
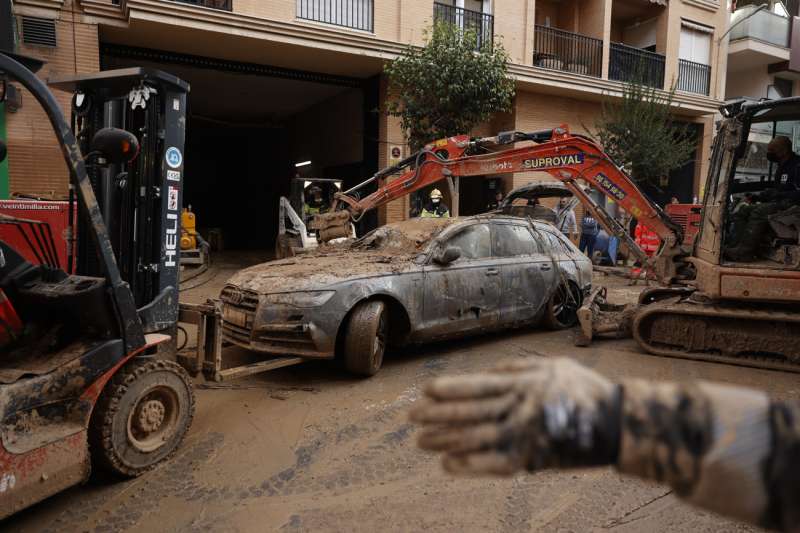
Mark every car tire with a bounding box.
[344,300,388,377]
[543,281,582,330]
[89,359,195,478]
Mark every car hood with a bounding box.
[225,249,420,294]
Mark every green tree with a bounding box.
[592,78,697,188]
[385,21,515,150]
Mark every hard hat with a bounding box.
[430,189,443,199]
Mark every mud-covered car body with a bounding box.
[221,215,592,358]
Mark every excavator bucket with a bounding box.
[575,286,636,347]
[310,210,352,242]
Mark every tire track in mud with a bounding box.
[44,354,450,532]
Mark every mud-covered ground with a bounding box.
[4,263,797,533]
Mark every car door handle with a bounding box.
[486,268,499,276]
[540,264,552,271]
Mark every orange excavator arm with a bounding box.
[316,125,688,281]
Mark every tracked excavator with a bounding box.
[313,98,800,372]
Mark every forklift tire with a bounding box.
[343,300,387,377]
[90,359,195,478]
[543,281,582,330]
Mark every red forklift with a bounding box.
[0,52,194,518]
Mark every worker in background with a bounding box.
[410,356,800,532]
[304,185,328,220]
[420,189,450,218]
[726,136,800,261]
[486,190,504,212]
[579,212,599,258]
[554,197,578,243]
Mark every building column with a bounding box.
[377,77,410,225]
[601,0,612,79]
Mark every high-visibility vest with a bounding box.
[635,224,660,256]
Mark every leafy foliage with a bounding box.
[592,78,697,188]
[385,21,515,149]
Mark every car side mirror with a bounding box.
[90,127,140,164]
[434,246,461,265]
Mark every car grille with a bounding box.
[220,286,259,344]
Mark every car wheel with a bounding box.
[543,281,582,330]
[344,300,388,377]
[89,359,195,478]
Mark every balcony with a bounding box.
[433,3,494,50]
[677,59,711,95]
[730,5,791,48]
[533,25,602,78]
[297,0,374,32]
[609,42,665,89]
[112,0,233,9]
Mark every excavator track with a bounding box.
[633,301,800,373]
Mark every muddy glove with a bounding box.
[409,358,621,475]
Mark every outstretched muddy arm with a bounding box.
[410,358,800,531]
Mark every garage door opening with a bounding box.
[102,46,379,253]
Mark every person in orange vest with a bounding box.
[634,222,660,257]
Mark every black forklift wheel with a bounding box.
[90,359,195,478]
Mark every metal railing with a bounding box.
[677,58,711,95]
[609,42,665,89]
[433,3,494,50]
[533,25,602,78]
[126,0,233,9]
[297,0,374,32]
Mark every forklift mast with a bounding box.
[50,69,189,333]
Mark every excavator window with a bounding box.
[723,111,800,265]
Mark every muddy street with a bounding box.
[4,272,797,532]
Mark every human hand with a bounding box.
[410,357,621,475]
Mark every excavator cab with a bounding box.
[695,97,800,286]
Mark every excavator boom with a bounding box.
[315,125,688,282]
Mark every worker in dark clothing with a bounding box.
[410,357,800,532]
[486,190,504,212]
[420,189,450,218]
[726,136,800,261]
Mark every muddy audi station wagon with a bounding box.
[221,215,591,376]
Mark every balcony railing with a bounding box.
[433,3,494,50]
[533,25,602,78]
[297,0,374,32]
[677,58,711,95]
[120,0,233,9]
[609,42,665,89]
[729,5,790,48]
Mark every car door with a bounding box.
[421,222,500,338]
[491,222,549,325]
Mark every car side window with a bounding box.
[444,224,491,260]
[540,230,566,255]
[493,224,540,257]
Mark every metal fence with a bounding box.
[297,0,374,32]
[433,2,494,50]
[677,58,711,95]
[533,25,602,78]
[609,42,665,89]
[132,0,233,9]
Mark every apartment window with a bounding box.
[297,0,374,32]
[677,20,712,95]
[679,21,712,65]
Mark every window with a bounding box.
[445,224,491,259]
[540,230,569,254]
[679,21,712,65]
[493,224,541,257]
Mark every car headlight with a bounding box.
[263,290,335,307]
